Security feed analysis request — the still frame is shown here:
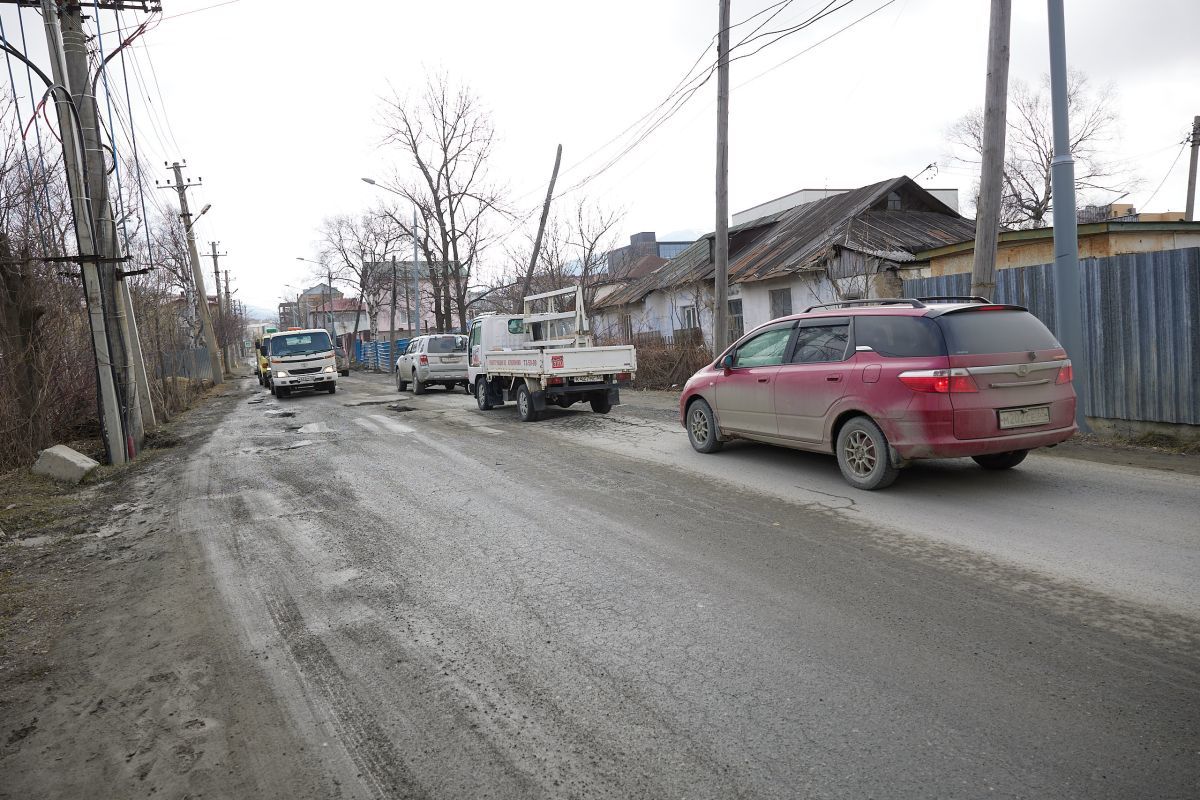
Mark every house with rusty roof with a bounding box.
[592,176,977,347]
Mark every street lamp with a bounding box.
[182,202,211,231]
[361,176,422,336]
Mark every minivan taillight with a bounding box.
[1056,361,1073,385]
[898,369,979,393]
[419,354,429,366]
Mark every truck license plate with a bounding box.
[998,405,1050,429]
[574,374,604,383]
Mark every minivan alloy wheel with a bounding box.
[690,407,709,443]
[843,430,877,477]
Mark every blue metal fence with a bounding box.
[903,248,1200,424]
[355,339,409,371]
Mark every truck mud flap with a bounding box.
[607,387,621,406]
[532,390,547,412]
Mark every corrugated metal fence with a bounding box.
[903,248,1199,425]
[157,347,213,383]
[356,340,406,371]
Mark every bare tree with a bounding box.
[319,211,405,344]
[379,74,505,332]
[948,71,1139,228]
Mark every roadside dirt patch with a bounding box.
[0,387,330,798]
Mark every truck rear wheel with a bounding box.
[475,378,493,410]
[590,395,612,414]
[516,384,539,422]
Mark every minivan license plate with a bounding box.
[998,405,1050,429]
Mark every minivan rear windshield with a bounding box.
[427,335,467,353]
[270,331,333,356]
[936,310,1061,355]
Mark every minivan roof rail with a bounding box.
[916,295,992,304]
[803,298,927,313]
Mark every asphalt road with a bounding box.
[179,371,1200,799]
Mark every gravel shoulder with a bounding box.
[0,379,333,800]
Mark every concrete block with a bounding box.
[32,445,101,484]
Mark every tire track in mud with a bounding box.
[263,588,429,800]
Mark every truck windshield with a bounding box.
[270,331,332,356]
[427,335,467,353]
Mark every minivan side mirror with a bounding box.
[721,353,735,372]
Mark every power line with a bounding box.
[1141,138,1189,210]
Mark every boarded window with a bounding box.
[769,288,793,320]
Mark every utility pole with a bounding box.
[1185,115,1199,221]
[521,144,563,307]
[223,269,235,367]
[162,162,223,384]
[209,243,226,372]
[1047,0,1088,431]
[971,0,1011,300]
[390,256,399,372]
[412,207,421,336]
[713,0,731,356]
[38,0,125,462]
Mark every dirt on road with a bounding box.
[0,380,333,800]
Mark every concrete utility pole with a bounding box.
[521,144,563,308]
[164,162,223,384]
[390,256,398,372]
[209,243,225,371]
[971,0,1012,300]
[1185,115,1199,221]
[713,0,731,356]
[40,0,127,463]
[1047,0,1088,431]
[223,269,235,367]
[412,207,421,336]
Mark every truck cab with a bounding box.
[266,328,338,398]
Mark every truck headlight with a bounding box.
[275,371,287,378]
[323,365,335,373]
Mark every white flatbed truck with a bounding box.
[467,286,637,422]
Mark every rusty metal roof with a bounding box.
[596,176,975,309]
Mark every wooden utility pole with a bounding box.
[223,269,235,366]
[1185,115,1199,221]
[713,0,731,355]
[210,243,226,371]
[163,162,223,384]
[970,0,1012,300]
[520,144,563,308]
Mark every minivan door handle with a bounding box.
[757,377,770,383]
[826,374,843,382]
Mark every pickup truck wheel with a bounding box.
[326,384,336,394]
[277,387,290,399]
[835,416,900,491]
[475,378,493,410]
[516,384,539,422]
[412,370,426,395]
[590,395,612,414]
[687,399,723,454]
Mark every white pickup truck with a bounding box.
[467,286,637,421]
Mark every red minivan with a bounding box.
[679,298,1077,490]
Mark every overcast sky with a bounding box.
[3,0,1197,315]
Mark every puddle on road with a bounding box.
[265,410,296,418]
[343,400,394,407]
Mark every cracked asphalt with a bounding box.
[176,371,1198,799]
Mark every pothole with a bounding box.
[344,400,394,407]
[387,404,414,413]
[265,410,296,418]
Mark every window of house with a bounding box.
[732,326,793,368]
[728,299,744,341]
[679,305,698,330]
[790,324,850,363]
[887,191,902,210]
[620,313,634,342]
[769,288,793,320]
